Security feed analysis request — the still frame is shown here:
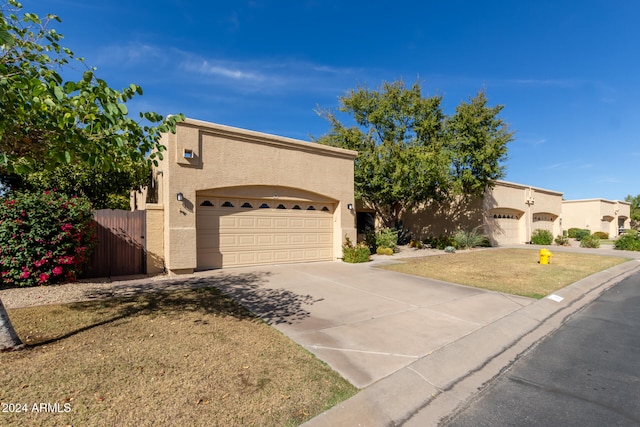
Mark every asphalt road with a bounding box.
[443,271,640,427]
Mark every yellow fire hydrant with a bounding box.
[539,248,552,265]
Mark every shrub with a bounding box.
[453,227,490,249]
[409,239,423,249]
[567,228,582,238]
[614,234,640,251]
[569,228,591,241]
[0,190,96,287]
[364,231,377,254]
[426,235,456,250]
[554,235,570,246]
[579,234,601,248]
[376,246,394,256]
[592,231,609,240]
[530,229,554,245]
[375,228,398,251]
[342,236,370,263]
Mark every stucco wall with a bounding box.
[155,118,357,273]
[394,181,562,245]
[562,199,631,237]
[484,181,563,244]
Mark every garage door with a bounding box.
[488,209,523,245]
[532,213,557,235]
[196,196,334,269]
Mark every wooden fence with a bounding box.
[80,209,146,278]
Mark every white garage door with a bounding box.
[196,196,334,269]
[488,209,523,245]
[532,213,557,236]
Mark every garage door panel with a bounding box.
[197,196,334,268]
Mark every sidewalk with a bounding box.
[303,247,640,426]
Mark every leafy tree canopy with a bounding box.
[0,0,183,176]
[6,160,150,209]
[625,194,640,222]
[315,80,514,227]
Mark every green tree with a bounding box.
[315,80,513,228]
[7,160,150,209]
[625,194,640,228]
[0,1,182,350]
[0,0,182,175]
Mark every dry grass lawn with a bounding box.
[382,248,629,298]
[0,287,357,426]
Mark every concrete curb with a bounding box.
[302,259,640,427]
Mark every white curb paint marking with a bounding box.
[547,294,564,302]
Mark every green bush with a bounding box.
[375,228,398,251]
[554,235,570,246]
[592,231,609,240]
[626,229,639,237]
[573,229,591,241]
[614,234,640,251]
[0,190,96,287]
[426,235,456,250]
[342,236,370,263]
[375,246,394,255]
[567,228,582,238]
[453,227,490,249]
[530,229,553,245]
[579,234,601,248]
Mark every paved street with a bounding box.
[444,271,640,427]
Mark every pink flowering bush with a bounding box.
[0,190,96,287]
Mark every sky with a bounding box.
[24,0,640,201]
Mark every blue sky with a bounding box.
[28,0,640,201]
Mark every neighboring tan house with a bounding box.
[561,199,631,237]
[133,118,357,275]
[374,180,563,245]
[483,181,563,245]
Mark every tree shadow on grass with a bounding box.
[23,271,323,348]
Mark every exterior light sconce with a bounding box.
[347,203,354,211]
[176,192,184,202]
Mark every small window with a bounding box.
[222,201,234,208]
[241,202,253,208]
[276,204,286,209]
[259,203,270,208]
[183,149,195,159]
[307,205,316,210]
[200,200,214,207]
[321,206,330,212]
[292,205,301,210]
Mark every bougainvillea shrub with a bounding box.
[0,190,96,287]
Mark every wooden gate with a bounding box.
[81,210,146,278]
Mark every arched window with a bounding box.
[292,205,301,210]
[200,200,214,207]
[321,206,330,212]
[259,203,270,208]
[222,201,234,208]
[307,206,316,210]
[241,202,252,208]
[276,204,286,209]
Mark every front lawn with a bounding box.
[381,248,629,299]
[0,287,356,426]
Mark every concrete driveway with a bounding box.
[197,259,534,388]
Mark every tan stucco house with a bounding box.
[134,118,357,274]
[132,119,633,274]
[483,181,563,245]
[393,180,563,245]
[561,199,631,237]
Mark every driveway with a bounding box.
[195,259,534,388]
